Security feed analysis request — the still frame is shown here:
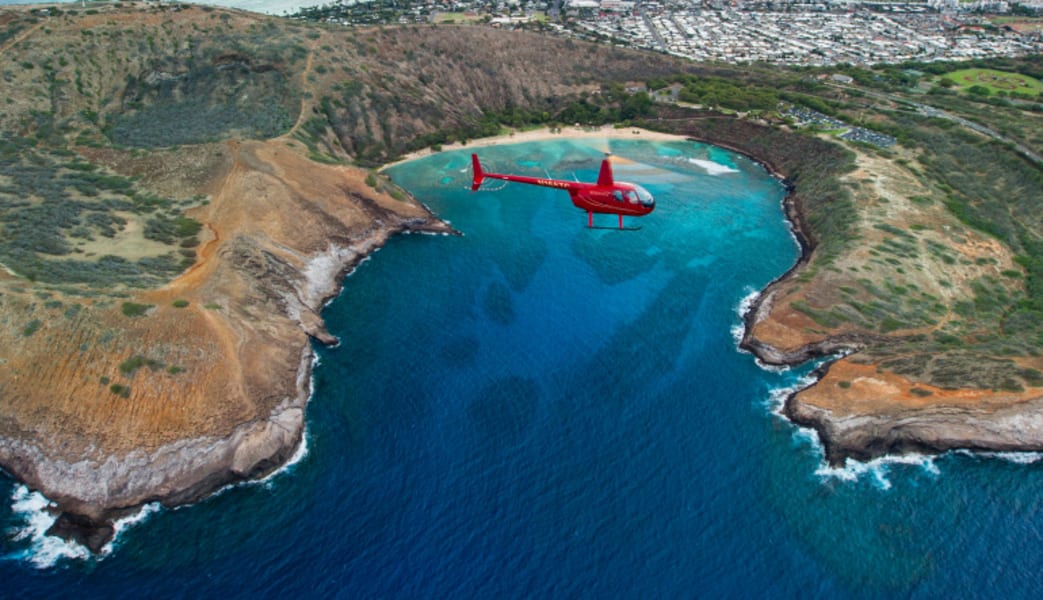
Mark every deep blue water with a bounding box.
[4,138,1043,597]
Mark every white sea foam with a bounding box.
[730,287,760,349]
[765,373,820,416]
[4,486,88,569]
[732,288,794,373]
[260,423,310,490]
[755,358,792,374]
[5,362,314,568]
[100,502,162,556]
[956,449,1043,465]
[687,158,739,175]
[789,423,821,449]
[763,374,942,490]
[814,454,940,491]
[6,487,176,568]
[343,254,372,278]
[407,229,456,236]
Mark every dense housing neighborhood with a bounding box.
[569,0,1043,64]
[295,0,1043,66]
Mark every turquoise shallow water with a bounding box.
[4,138,1043,596]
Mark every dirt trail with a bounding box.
[0,21,42,58]
[162,141,245,295]
[286,38,320,138]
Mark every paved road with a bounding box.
[637,0,667,52]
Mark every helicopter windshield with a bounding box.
[633,185,654,207]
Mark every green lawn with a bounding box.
[942,68,1043,96]
[989,17,1043,33]
[433,12,483,23]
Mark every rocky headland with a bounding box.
[0,138,452,551]
[712,123,1043,467]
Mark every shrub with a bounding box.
[173,299,189,308]
[22,319,42,336]
[119,354,163,374]
[109,383,130,398]
[119,355,146,374]
[121,302,153,317]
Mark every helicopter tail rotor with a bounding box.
[470,154,484,191]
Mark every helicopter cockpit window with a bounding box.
[625,191,638,204]
[633,185,655,207]
[613,191,624,203]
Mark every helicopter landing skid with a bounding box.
[586,224,643,231]
[586,212,641,231]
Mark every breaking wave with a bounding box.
[687,158,739,175]
[814,454,941,491]
[956,449,1043,465]
[3,486,89,568]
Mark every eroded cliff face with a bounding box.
[741,147,1043,465]
[785,361,1043,465]
[0,139,451,549]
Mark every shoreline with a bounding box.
[381,125,690,170]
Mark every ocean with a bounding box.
[4,138,1043,597]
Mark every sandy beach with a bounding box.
[381,125,689,170]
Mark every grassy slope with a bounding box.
[737,60,1043,392]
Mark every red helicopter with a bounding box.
[471,153,655,229]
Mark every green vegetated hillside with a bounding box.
[0,6,311,289]
[818,62,1042,389]
[645,58,1043,390]
[0,135,201,287]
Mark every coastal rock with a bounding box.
[785,393,1043,466]
[231,407,304,477]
